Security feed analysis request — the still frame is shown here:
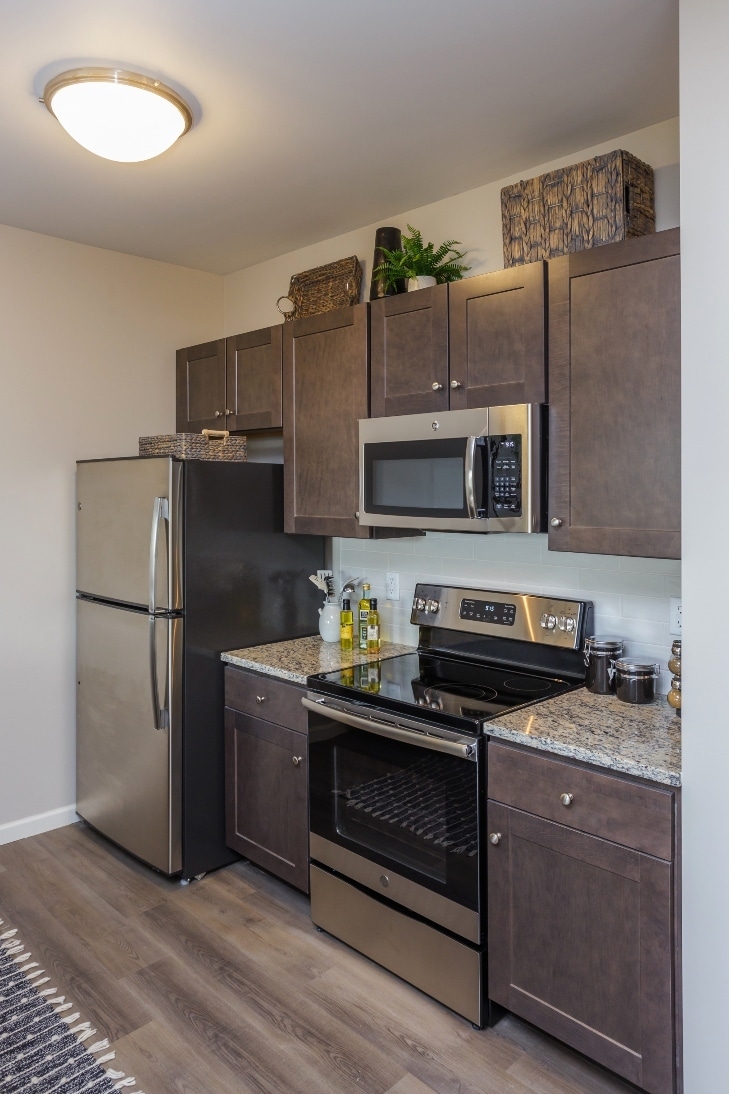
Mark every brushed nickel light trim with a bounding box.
[42,67,193,162]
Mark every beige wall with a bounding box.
[223,118,678,333]
[0,225,223,838]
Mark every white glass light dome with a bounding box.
[43,68,193,163]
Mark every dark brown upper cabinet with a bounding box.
[283,303,370,538]
[548,228,680,559]
[176,325,283,433]
[369,263,547,417]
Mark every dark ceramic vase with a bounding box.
[370,226,405,299]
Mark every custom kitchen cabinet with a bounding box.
[176,325,283,433]
[547,228,681,558]
[283,302,370,538]
[369,263,547,417]
[487,740,679,1094]
[224,665,309,893]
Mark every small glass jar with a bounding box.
[614,659,660,704]
[583,636,625,694]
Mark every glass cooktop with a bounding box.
[308,650,579,734]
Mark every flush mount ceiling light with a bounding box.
[42,68,193,163]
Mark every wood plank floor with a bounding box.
[0,823,638,1094]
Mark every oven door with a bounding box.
[305,696,484,944]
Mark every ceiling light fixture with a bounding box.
[42,68,193,163]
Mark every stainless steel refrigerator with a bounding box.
[76,456,324,879]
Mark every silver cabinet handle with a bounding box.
[149,496,169,614]
[560,793,574,807]
[292,755,302,767]
[489,832,501,845]
[255,695,266,704]
[214,410,223,417]
[431,381,444,390]
[225,409,232,415]
[450,380,463,389]
[550,517,563,528]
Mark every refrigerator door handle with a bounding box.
[149,496,169,613]
[149,616,169,731]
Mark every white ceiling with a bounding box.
[0,0,678,275]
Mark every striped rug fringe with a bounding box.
[0,917,145,1093]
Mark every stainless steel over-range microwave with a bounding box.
[358,404,547,534]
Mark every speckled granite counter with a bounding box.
[222,637,681,787]
[488,688,681,787]
[222,635,416,686]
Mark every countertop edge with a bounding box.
[486,724,681,787]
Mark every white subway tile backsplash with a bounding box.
[332,534,681,693]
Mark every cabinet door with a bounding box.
[448,262,547,409]
[226,326,283,431]
[283,303,370,538]
[176,339,227,433]
[487,801,675,1093]
[224,708,309,892]
[370,284,449,416]
[548,229,680,557]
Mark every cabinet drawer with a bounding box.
[487,740,674,860]
[224,665,307,732]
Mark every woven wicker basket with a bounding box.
[276,255,362,321]
[139,430,247,462]
[501,149,655,267]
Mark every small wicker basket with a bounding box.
[139,429,247,462]
[276,255,362,321]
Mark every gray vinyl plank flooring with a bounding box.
[0,822,636,1094]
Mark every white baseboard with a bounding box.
[0,805,78,846]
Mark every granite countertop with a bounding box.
[488,688,681,787]
[222,636,681,787]
[222,635,416,685]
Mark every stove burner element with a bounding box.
[427,683,499,701]
[502,676,554,694]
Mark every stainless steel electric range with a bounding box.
[303,583,593,1027]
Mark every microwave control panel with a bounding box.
[488,434,522,517]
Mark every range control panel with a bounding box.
[410,583,592,650]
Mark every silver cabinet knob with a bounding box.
[431,381,444,391]
[380,874,390,887]
[560,793,574,807]
[224,408,232,416]
[489,832,501,845]
[214,409,223,417]
[450,380,463,389]
[292,755,302,767]
[550,517,563,528]
[255,695,265,704]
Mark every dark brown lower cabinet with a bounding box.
[224,667,309,892]
[487,744,678,1093]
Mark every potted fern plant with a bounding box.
[372,224,470,292]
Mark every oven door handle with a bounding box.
[301,697,477,760]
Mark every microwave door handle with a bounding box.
[301,697,475,760]
[149,496,169,614]
[464,436,478,518]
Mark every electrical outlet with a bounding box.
[386,572,400,601]
[669,597,682,635]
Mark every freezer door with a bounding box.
[76,597,183,874]
[76,458,183,611]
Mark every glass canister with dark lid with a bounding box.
[583,635,625,694]
[614,659,660,704]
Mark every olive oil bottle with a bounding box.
[358,583,371,649]
[366,598,381,653]
[340,599,353,652]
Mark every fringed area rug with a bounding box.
[0,918,144,1092]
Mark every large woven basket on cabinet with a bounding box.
[501,149,655,267]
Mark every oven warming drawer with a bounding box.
[310,864,485,1027]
